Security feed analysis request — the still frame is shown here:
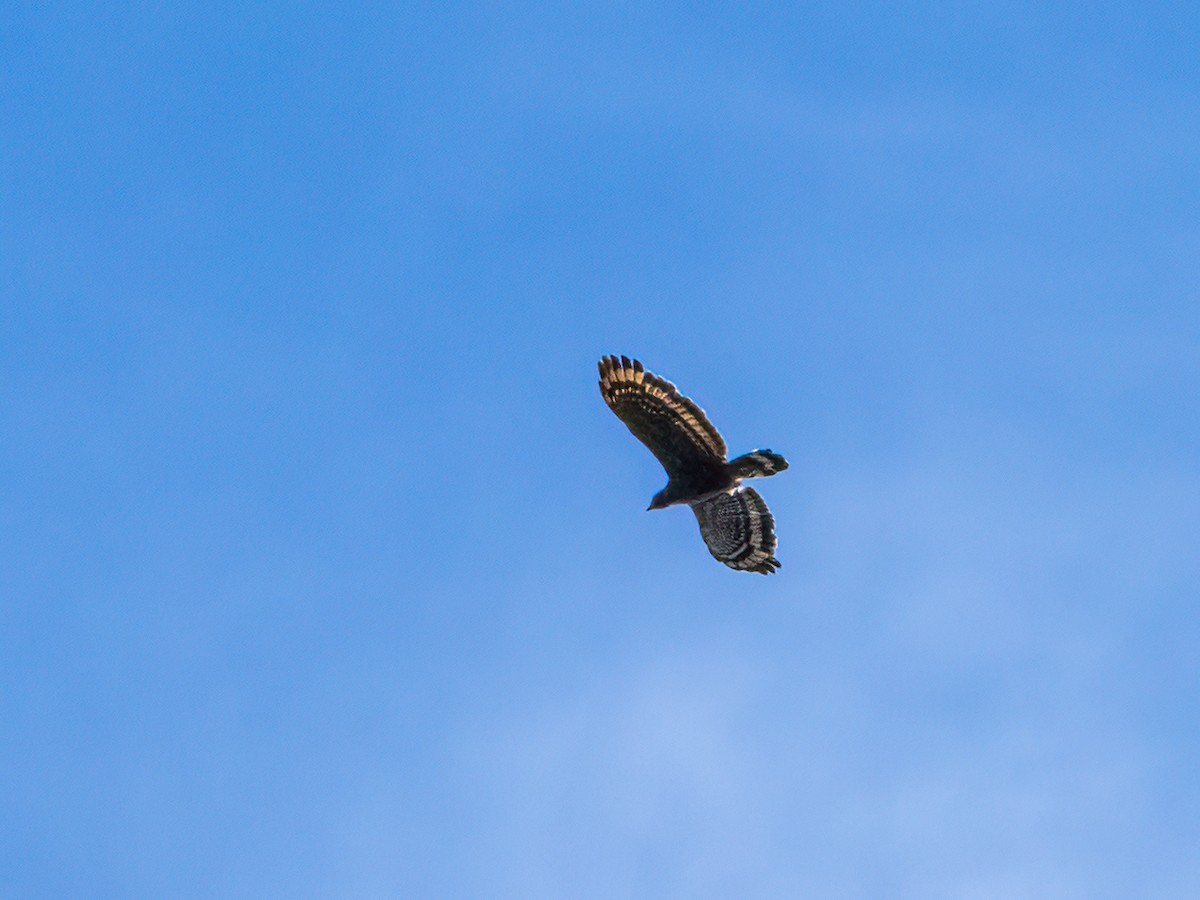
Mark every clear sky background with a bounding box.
[3,3,1198,897]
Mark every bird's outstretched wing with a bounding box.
[692,487,780,574]
[598,355,727,476]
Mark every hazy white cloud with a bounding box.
[454,452,1197,899]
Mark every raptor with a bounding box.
[598,355,788,574]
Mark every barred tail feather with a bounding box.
[726,450,789,480]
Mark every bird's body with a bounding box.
[598,355,788,574]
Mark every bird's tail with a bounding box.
[726,450,789,480]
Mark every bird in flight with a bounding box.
[598,355,788,574]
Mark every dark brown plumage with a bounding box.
[598,355,788,574]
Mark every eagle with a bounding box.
[598,355,788,574]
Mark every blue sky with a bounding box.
[3,2,1198,897]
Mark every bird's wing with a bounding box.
[598,355,727,476]
[692,487,780,574]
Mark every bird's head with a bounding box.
[647,489,672,511]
